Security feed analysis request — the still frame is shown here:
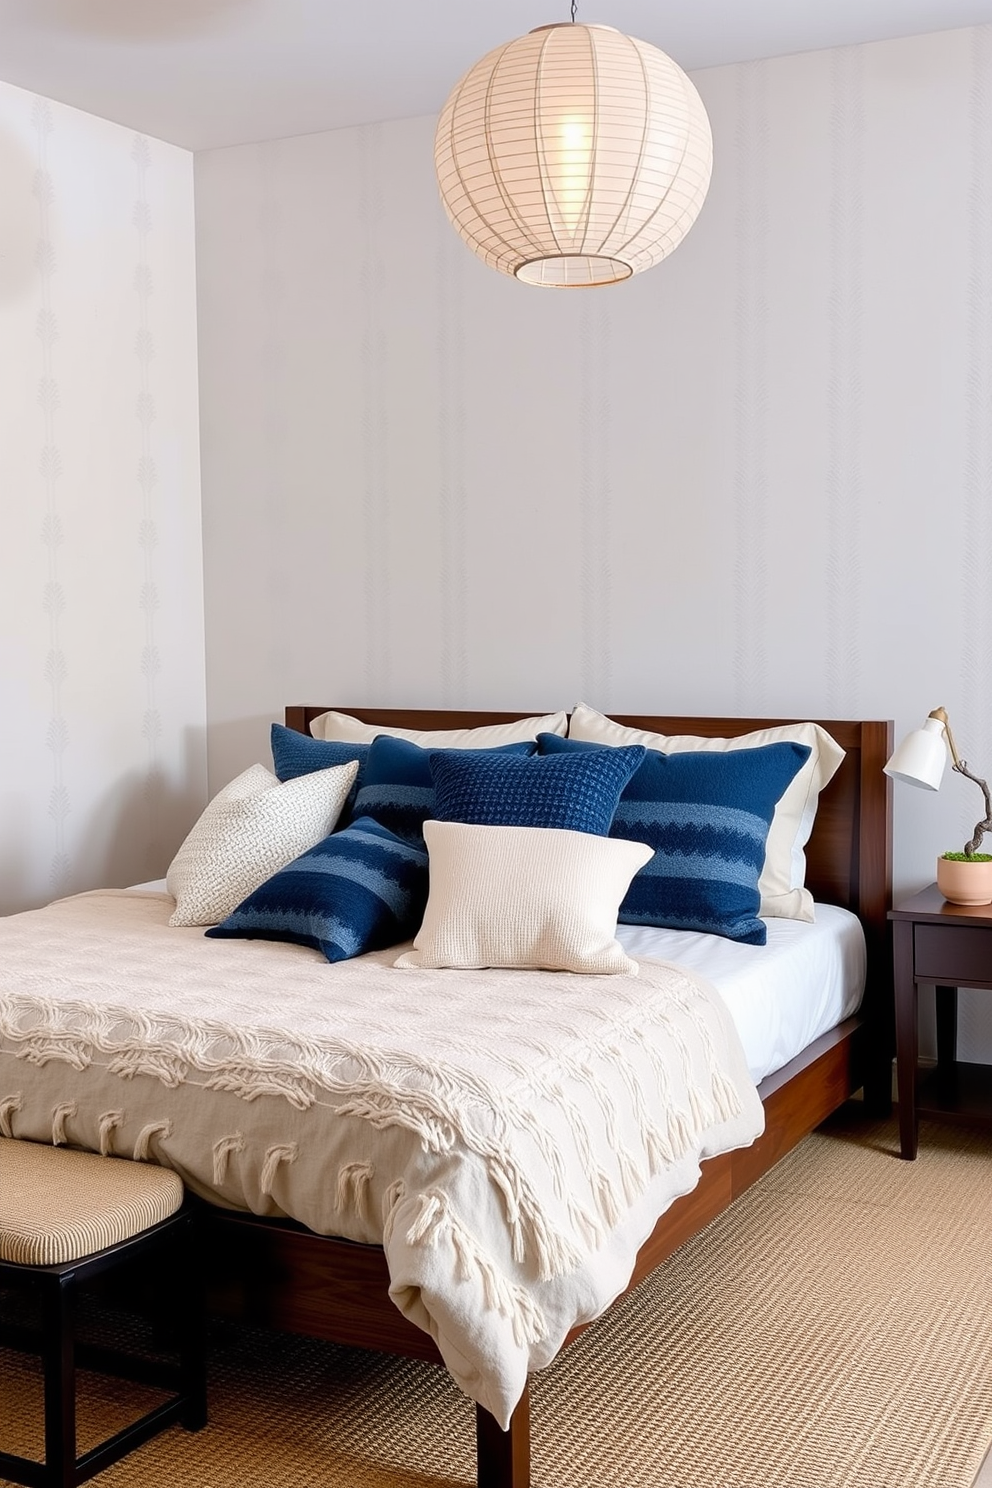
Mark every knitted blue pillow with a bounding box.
[537,733,810,944]
[352,736,536,846]
[271,723,368,785]
[430,742,646,835]
[205,816,428,963]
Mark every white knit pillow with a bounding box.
[309,708,568,747]
[395,821,652,975]
[167,760,359,927]
[568,703,845,923]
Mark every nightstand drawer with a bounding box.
[915,924,992,982]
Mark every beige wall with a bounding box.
[0,80,205,913]
[192,26,991,1058]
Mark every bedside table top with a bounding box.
[889,882,992,925]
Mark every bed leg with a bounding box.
[476,1386,530,1488]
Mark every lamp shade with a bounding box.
[883,716,948,791]
[434,23,713,287]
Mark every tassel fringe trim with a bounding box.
[0,955,753,1282]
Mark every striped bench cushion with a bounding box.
[0,1138,184,1265]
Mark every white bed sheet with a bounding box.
[129,881,865,1091]
[616,904,866,1086]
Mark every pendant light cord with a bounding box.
[570,0,576,19]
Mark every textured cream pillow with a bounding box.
[567,703,844,922]
[309,708,568,747]
[166,760,359,927]
[395,821,652,975]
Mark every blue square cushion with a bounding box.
[205,816,429,963]
[352,735,536,846]
[537,733,810,945]
[270,723,368,816]
[430,740,646,835]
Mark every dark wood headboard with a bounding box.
[285,704,893,939]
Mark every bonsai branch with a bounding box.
[953,759,992,856]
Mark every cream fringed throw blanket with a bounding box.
[0,890,764,1427]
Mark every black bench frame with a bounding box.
[0,1202,207,1488]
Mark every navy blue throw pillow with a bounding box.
[205,816,429,963]
[352,736,536,847]
[430,742,646,836]
[537,733,810,944]
[270,723,368,816]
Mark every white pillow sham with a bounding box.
[166,760,358,927]
[308,708,568,748]
[395,821,651,975]
[567,702,845,923]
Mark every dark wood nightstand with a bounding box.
[889,883,992,1159]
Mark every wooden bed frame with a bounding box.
[205,707,894,1488]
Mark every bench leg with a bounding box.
[176,1216,208,1432]
[476,1386,530,1488]
[43,1271,76,1488]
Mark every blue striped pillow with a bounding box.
[205,816,428,963]
[351,735,536,846]
[537,734,810,944]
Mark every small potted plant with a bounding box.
[934,718,992,905]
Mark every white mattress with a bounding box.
[616,904,866,1086]
[129,881,865,1090]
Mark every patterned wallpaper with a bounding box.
[0,80,205,914]
[192,26,992,1055]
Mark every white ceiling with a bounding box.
[1,0,991,152]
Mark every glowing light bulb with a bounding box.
[555,116,592,240]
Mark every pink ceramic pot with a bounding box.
[936,854,992,905]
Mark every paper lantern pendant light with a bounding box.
[434,22,713,287]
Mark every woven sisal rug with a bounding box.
[2,1110,991,1488]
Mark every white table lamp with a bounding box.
[885,706,992,903]
[883,708,956,792]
